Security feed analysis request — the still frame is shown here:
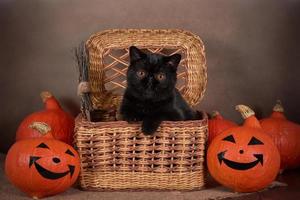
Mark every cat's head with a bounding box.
[126,46,181,101]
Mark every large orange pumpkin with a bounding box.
[260,100,300,170]
[208,111,237,144]
[207,105,280,192]
[5,123,80,199]
[16,91,75,144]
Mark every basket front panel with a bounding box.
[74,114,208,190]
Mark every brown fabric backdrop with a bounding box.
[1,0,300,153]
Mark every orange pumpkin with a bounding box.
[16,91,75,144]
[5,123,80,199]
[207,105,280,192]
[208,111,237,144]
[260,100,300,170]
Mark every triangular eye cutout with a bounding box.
[222,135,236,143]
[36,143,49,149]
[248,137,264,145]
[65,149,75,157]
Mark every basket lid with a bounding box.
[85,29,207,110]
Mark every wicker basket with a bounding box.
[74,29,208,191]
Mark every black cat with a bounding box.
[120,46,198,135]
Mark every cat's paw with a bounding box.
[142,126,155,135]
[142,120,161,136]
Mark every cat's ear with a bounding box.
[165,54,181,71]
[129,46,146,63]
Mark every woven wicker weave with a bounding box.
[75,113,207,190]
[74,29,208,191]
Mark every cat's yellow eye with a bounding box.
[155,73,165,81]
[136,70,146,78]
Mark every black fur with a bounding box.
[120,46,197,135]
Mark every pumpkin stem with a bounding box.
[273,100,284,113]
[271,100,286,119]
[211,110,223,119]
[29,122,51,136]
[40,91,52,102]
[40,91,62,110]
[235,105,255,119]
[235,105,262,129]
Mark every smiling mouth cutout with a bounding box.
[218,151,263,170]
[29,156,75,180]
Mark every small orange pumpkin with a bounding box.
[260,100,300,170]
[5,122,80,199]
[208,111,237,144]
[16,91,75,144]
[207,105,280,192]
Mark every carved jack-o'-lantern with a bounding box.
[5,122,80,199]
[207,105,280,192]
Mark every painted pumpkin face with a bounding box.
[5,138,80,199]
[207,126,280,192]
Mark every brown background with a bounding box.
[1,0,299,153]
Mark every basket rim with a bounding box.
[86,28,206,44]
[75,111,208,128]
